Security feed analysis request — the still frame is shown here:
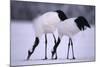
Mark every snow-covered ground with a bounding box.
[10,21,95,66]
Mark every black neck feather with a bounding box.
[55,10,68,21]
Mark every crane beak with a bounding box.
[86,23,91,28]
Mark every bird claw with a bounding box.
[51,51,58,60]
[67,57,69,59]
[43,57,47,60]
[73,57,75,59]
[26,50,32,60]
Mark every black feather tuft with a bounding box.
[75,16,91,31]
[55,10,68,21]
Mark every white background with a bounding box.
[0,0,98,67]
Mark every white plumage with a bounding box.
[57,17,80,38]
[33,12,61,37]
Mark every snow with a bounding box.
[10,21,95,66]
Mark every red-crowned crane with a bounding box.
[51,16,91,59]
[27,10,68,60]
